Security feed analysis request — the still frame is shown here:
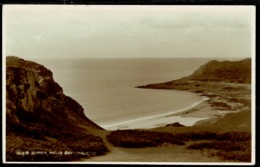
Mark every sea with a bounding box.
[33,58,212,130]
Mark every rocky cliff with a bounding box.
[6,56,101,130]
[5,56,108,161]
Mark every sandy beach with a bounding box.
[81,80,252,163]
[102,81,251,131]
[102,96,209,130]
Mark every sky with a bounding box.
[3,5,255,59]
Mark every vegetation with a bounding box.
[107,130,185,148]
[6,128,108,161]
[216,132,251,141]
[6,115,109,162]
[187,132,251,162]
[107,130,220,145]
[211,150,251,162]
[107,130,251,162]
[187,141,249,151]
[173,131,218,141]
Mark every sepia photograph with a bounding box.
[3,5,255,164]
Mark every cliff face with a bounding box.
[5,56,107,161]
[184,58,251,83]
[6,56,101,129]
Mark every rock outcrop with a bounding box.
[5,56,108,161]
[6,56,101,130]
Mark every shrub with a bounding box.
[174,131,217,141]
[107,130,184,148]
[6,128,108,161]
[189,131,217,140]
[187,141,249,152]
[214,150,251,162]
[216,132,251,142]
[186,131,251,162]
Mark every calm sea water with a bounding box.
[33,58,211,129]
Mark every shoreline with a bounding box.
[101,96,209,130]
[102,80,251,131]
[82,81,252,163]
[149,81,251,129]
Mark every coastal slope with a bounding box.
[184,58,251,83]
[138,58,251,90]
[6,56,108,161]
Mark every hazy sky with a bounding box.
[3,5,255,59]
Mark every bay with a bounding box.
[33,58,211,129]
